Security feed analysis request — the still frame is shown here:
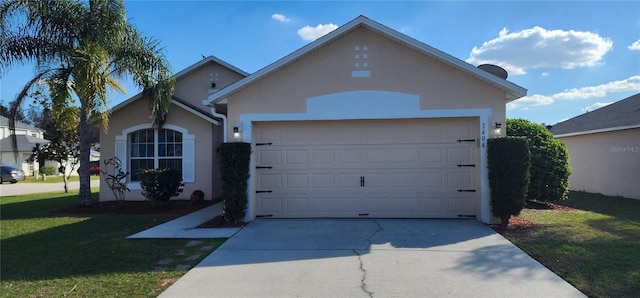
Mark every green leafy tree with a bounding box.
[1,0,174,206]
[0,100,26,122]
[507,118,572,202]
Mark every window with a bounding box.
[129,128,183,181]
[116,124,194,186]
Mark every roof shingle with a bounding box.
[548,93,640,136]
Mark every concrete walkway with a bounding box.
[127,202,242,239]
[159,219,585,297]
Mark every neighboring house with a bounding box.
[101,16,527,223]
[548,93,640,200]
[0,115,49,175]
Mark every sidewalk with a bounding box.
[127,202,242,239]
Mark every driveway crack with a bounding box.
[353,220,383,297]
[352,249,373,297]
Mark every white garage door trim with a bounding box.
[238,90,493,223]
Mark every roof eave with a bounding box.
[207,15,527,105]
[113,55,248,113]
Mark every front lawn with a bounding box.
[500,191,640,297]
[0,190,224,297]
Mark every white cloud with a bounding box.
[553,76,640,100]
[467,26,613,75]
[581,102,613,112]
[297,23,338,41]
[507,94,555,110]
[508,76,640,111]
[628,39,640,50]
[271,14,291,23]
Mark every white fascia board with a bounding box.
[173,55,249,79]
[554,124,640,138]
[114,56,248,112]
[171,99,220,125]
[206,15,526,106]
[110,93,143,113]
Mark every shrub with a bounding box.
[218,142,251,223]
[40,166,57,176]
[488,137,531,228]
[138,168,184,208]
[507,118,571,202]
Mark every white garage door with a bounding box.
[254,118,480,218]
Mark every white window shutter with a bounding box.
[182,139,195,182]
[115,140,127,173]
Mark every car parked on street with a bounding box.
[90,161,100,175]
[0,165,26,184]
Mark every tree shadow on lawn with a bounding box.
[559,191,640,221]
[497,222,639,297]
[0,214,193,282]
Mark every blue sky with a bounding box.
[1,1,639,126]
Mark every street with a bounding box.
[0,180,100,197]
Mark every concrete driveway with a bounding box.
[159,219,584,297]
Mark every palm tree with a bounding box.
[0,0,174,206]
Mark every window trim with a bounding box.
[115,124,195,189]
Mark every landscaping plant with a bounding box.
[218,142,251,223]
[488,137,531,228]
[507,118,571,202]
[100,157,130,202]
[139,168,184,208]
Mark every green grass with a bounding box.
[23,175,100,183]
[501,191,640,297]
[0,190,225,297]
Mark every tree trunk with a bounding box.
[62,168,69,193]
[78,106,92,206]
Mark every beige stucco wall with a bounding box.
[226,27,507,137]
[174,62,245,109]
[100,98,221,201]
[558,128,640,199]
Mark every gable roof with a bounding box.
[111,55,248,113]
[0,134,49,152]
[549,93,640,137]
[0,115,43,132]
[206,15,526,106]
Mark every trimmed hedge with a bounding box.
[488,137,531,228]
[138,168,184,208]
[218,142,251,223]
[507,118,571,202]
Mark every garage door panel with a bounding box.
[311,173,335,188]
[312,149,334,164]
[336,149,362,164]
[255,119,479,218]
[286,174,308,188]
[259,174,282,189]
[447,147,473,163]
[259,150,283,165]
[286,198,309,213]
[286,150,308,165]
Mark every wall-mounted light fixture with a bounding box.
[492,119,502,135]
[233,123,242,139]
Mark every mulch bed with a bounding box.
[196,215,246,228]
[491,201,577,232]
